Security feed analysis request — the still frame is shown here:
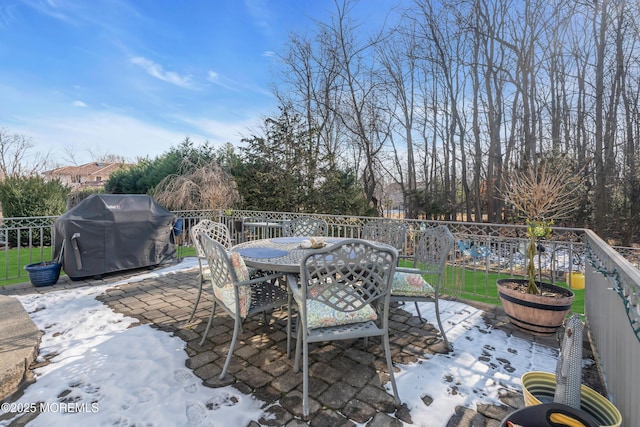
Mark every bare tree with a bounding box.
[472,0,514,223]
[319,0,389,214]
[377,18,427,219]
[0,128,51,178]
[268,0,640,241]
[413,0,471,220]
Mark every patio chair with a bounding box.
[390,225,454,351]
[362,218,406,254]
[188,220,235,322]
[197,231,289,379]
[282,216,328,237]
[287,239,400,417]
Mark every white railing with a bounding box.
[584,229,640,425]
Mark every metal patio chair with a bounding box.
[198,231,289,379]
[362,218,406,254]
[390,225,455,351]
[282,216,328,237]
[188,220,235,322]
[287,239,400,417]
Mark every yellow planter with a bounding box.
[521,371,622,427]
[566,272,585,290]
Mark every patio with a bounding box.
[0,257,606,426]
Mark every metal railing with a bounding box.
[1,209,639,422]
[3,209,639,288]
[0,215,58,281]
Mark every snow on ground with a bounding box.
[1,259,558,426]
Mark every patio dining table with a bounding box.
[231,236,353,273]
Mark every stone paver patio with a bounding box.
[1,260,605,426]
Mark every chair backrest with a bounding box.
[283,217,328,237]
[362,219,406,253]
[198,230,253,318]
[197,231,236,287]
[410,225,454,274]
[191,220,233,255]
[299,239,398,313]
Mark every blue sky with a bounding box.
[0,0,393,166]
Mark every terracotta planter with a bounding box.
[521,371,622,427]
[497,278,574,336]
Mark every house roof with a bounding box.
[44,162,132,178]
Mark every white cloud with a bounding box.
[130,56,195,89]
[0,77,269,166]
[207,70,219,82]
[0,3,19,28]
[15,110,191,165]
[178,115,262,145]
[205,70,274,99]
[244,0,274,35]
[10,105,266,166]
[20,0,72,22]
[206,70,240,91]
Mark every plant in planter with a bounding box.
[498,158,584,335]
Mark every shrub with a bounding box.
[0,176,69,246]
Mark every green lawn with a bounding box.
[0,246,55,286]
[1,246,584,316]
[442,264,585,315]
[397,260,586,315]
[0,246,198,287]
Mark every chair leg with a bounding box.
[414,301,425,322]
[199,298,217,346]
[220,315,241,380]
[434,299,452,351]
[383,333,401,405]
[294,317,302,373]
[302,333,309,418]
[286,291,292,359]
[188,275,204,322]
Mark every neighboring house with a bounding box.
[43,162,132,189]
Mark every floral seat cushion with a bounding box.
[293,286,378,329]
[202,255,258,280]
[391,270,435,297]
[212,252,251,317]
[293,285,378,330]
